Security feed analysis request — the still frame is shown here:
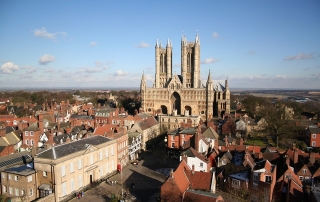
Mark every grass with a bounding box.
[244,136,268,147]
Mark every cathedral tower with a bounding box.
[155,38,172,88]
[181,34,200,88]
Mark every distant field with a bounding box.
[309,92,320,94]
[248,93,288,99]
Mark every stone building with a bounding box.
[140,34,230,122]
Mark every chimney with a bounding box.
[239,138,244,146]
[225,135,228,147]
[170,169,174,178]
[310,152,315,164]
[192,164,195,174]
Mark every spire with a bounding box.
[166,37,171,47]
[207,70,212,82]
[156,38,159,47]
[225,76,229,89]
[141,71,146,82]
[195,31,200,45]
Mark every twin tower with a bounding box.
[155,34,200,89]
[140,34,230,121]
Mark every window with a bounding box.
[61,182,66,196]
[90,155,93,165]
[112,120,116,124]
[31,139,34,146]
[8,174,12,180]
[43,171,47,177]
[2,173,6,178]
[25,139,29,145]
[106,163,109,173]
[25,131,29,136]
[111,147,114,156]
[312,141,316,147]
[100,166,103,177]
[313,134,316,138]
[265,176,272,183]
[61,165,66,177]
[99,151,103,161]
[299,176,304,180]
[78,175,82,188]
[200,163,203,167]
[171,135,174,140]
[253,174,259,184]
[70,162,74,173]
[303,169,307,174]
[27,175,32,182]
[171,143,175,148]
[112,160,115,170]
[21,189,25,196]
[2,185,7,193]
[15,188,19,196]
[9,187,12,195]
[106,148,109,158]
[30,131,34,136]
[232,178,240,187]
[14,175,18,181]
[70,178,75,191]
[78,159,82,170]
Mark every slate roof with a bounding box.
[70,114,94,119]
[181,147,208,163]
[36,136,112,160]
[202,127,219,139]
[4,162,35,176]
[310,127,320,134]
[5,126,15,134]
[0,151,32,171]
[183,190,222,202]
[137,116,158,131]
[23,122,39,131]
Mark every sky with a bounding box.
[0,1,320,90]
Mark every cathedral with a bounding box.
[140,34,230,122]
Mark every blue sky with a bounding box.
[0,1,320,89]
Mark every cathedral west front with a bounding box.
[140,34,230,122]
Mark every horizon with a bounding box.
[1,1,320,89]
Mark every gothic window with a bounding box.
[160,54,163,72]
[187,53,191,72]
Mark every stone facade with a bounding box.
[140,34,230,121]
[34,136,118,202]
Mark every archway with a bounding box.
[161,105,168,114]
[184,106,192,116]
[171,92,181,115]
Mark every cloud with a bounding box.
[212,32,219,38]
[1,62,19,74]
[44,68,55,73]
[90,41,97,46]
[283,53,314,61]
[94,60,111,69]
[39,54,55,65]
[113,70,128,76]
[77,67,102,74]
[26,67,37,74]
[33,27,66,41]
[138,42,149,48]
[248,50,256,54]
[201,57,220,64]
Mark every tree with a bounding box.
[258,104,295,148]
